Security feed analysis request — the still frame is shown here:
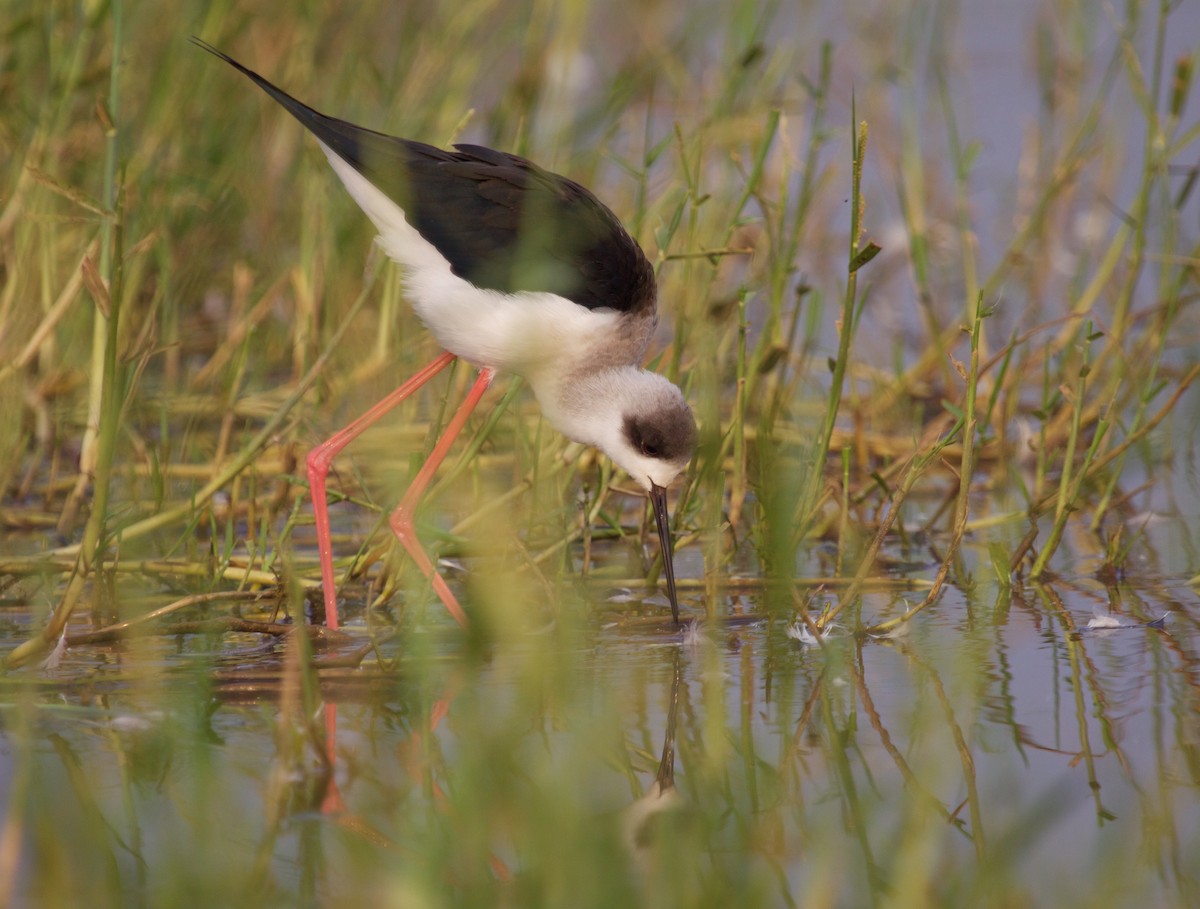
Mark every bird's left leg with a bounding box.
[389,367,496,626]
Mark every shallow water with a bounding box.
[2,523,1196,906]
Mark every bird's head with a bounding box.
[614,394,697,493]
[532,366,696,623]
[603,373,696,625]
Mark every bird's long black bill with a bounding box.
[649,482,681,625]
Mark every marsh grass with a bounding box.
[1,0,1199,906]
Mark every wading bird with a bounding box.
[196,40,696,630]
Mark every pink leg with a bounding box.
[320,702,344,814]
[389,368,495,628]
[306,351,457,629]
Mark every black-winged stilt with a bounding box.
[195,40,697,630]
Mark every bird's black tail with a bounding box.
[190,37,400,173]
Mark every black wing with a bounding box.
[193,39,656,315]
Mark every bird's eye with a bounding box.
[624,415,672,461]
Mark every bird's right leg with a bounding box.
[306,351,457,629]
